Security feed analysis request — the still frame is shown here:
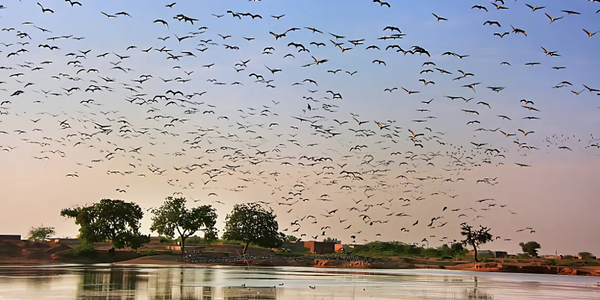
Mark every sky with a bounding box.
[0,0,599,255]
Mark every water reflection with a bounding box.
[0,266,597,299]
[77,268,142,299]
[463,276,493,300]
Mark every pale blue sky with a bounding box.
[0,0,599,255]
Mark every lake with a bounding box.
[0,265,598,299]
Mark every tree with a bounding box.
[150,197,218,254]
[450,242,465,254]
[60,199,149,250]
[27,225,55,242]
[460,223,493,262]
[578,252,595,260]
[519,241,541,258]
[223,203,284,255]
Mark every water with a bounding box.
[0,265,598,299]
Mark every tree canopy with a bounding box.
[578,252,595,260]
[519,241,541,257]
[460,223,493,262]
[223,203,284,254]
[150,197,217,254]
[60,199,149,250]
[27,225,55,242]
[350,241,467,258]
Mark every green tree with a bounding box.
[60,199,149,250]
[519,241,541,258]
[578,252,595,260]
[27,225,55,242]
[451,242,466,255]
[150,197,217,254]
[285,235,298,242]
[460,223,493,262]
[223,203,284,255]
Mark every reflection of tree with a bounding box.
[179,269,201,300]
[24,275,53,291]
[72,267,277,300]
[222,286,277,300]
[149,268,173,299]
[463,276,494,300]
[201,286,214,300]
[77,268,141,299]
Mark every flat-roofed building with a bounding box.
[0,235,21,242]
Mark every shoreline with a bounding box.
[3,255,599,277]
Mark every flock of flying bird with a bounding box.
[0,0,599,247]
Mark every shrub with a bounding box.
[578,252,595,260]
[66,243,96,257]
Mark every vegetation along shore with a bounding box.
[1,197,599,277]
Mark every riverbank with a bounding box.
[112,255,600,276]
[4,253,600,277]
[2,240,599,277]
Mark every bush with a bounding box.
[66,243,96,257]
[578,252,595,260]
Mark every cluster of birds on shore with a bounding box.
[0,0,599,247]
